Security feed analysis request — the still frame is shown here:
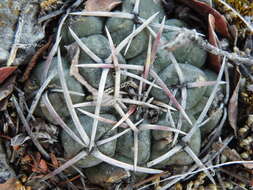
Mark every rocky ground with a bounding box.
[0,0,253,190]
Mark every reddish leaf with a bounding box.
[228,66,241,136]
[50,153,59,168]
[39,159,48,173]
[208,14,221,72]
[85,0,121,11]
[0,67,16,84]
[178,0,231,38]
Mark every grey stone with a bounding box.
[106,16,134,45]
[0,140,15,183]
[122,0,165,23]
[151,64,207,110]
[61,114,118,168]
[31,57,84,123]
[163,19,207,68]
[62,16,104,45]
[150,115,201,168]
[78,34,127,89]
[127,47,172,75]
[106,16,149,59]
[153,48,173,73]
[116,129,151,164]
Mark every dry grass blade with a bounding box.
[121,69,161,89]
[42,150,88,181]
[147,145,182,167]
[124,25,136,55]
[187,81,226,88]
[42,12,69,80]
[42,93,85,146]
[57,49,90,146]
[150,69,192,125]
[114,103,139,131]
[74,98,114,108]
[69,45,97,94]
[142,35,152,91]
[169,52,187,146]
[150,17,165,64]
[134,131,139,172]
[92,149,163,174]
[108,12,159,61]
[184,146,215,184]
[111,105,136,131]
[133,0,140,14]
[140,160,253,190]
[70,11,134,19]
[42,37,62,81]
[49,89,86,97]
[77,63,144,71]
[139,124,186,135]
[182,57,226,143]
[152,100,176,111]
[224,64,230,104]
[200,108,227,154]
[77,108,128,127]
[69,27,102,63]
[120,98,174,111]
[89,69,110,151]
[142,79,156,102]
[138,17,183,33]
[105,27,121,98]
[97,128,131,146]
[12,96,50,159]
[7,17,24,66]
[26,72,56,122]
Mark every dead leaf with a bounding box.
[228,66,241,136]
[50,153,59,168]
[39,159,48,173]
[0,178,17,190]
[20,37,52,83]
[178,0,231,38]
[0,98,8,111]
[0,75,16,102]
[208,14,221,72]
[11,133,31,147]
[85,0,121,11]
[0,67,16,84]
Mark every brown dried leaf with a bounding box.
[208,14,221,72]
[178,0,231,38]
[0,178,17,190]
[0,67,16,84]
[0,75,16,102]
[85,0,121,11]
[228,66,241,136]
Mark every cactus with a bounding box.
[31,0,226,187]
